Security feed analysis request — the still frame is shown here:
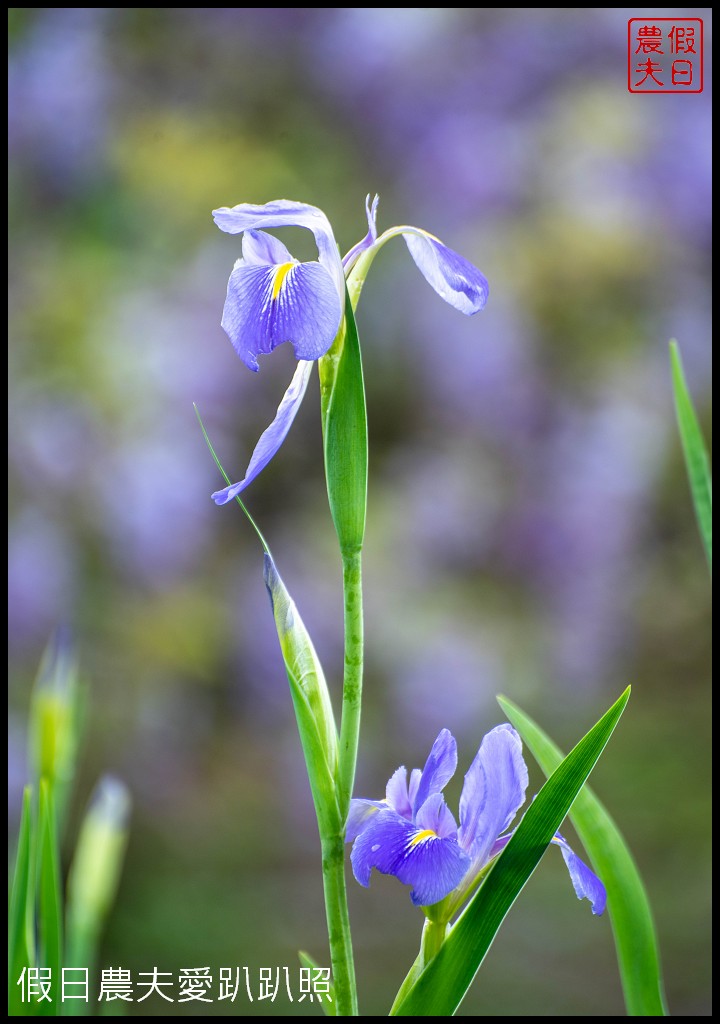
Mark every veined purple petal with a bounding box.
[552,833,607,916]
[221,260,343,371]
[407,768,422,809]
[415,791,458,839]
[241,228,294,267]
[345,797,387,842]
[458,724,528,863]
[350,808,470,907]
[212,199,344,301]
[211,360,313,505]
[385,765,413,820]
[413,728,458,817]
[403,230,489,315]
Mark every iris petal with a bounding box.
[385,766,413,819]
[458,724,528,862]
[552,833,607,916]
[415,791,458,839]
[350,809,470,907]
[211,360,313,505]
[241,229,295,267]
[212,199,345,301]
[486,831,513,862]
[403,230,489,315]
[222,260,343,371]
[345,798,387,842]
[407,768,422,809]
[413,728,458,817]
[342,194,380,271]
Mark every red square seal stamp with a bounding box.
[628,18,704,93]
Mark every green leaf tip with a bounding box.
[669,341,712,573]
[193,402,271,555]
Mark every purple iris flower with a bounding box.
[211,196,489,505]
[212,200,346,372]
[347,725,606,914]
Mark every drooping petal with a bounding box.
[551,833,607,916]
[212,199,345,301]
[412,729,458,817]
[241,228,295,267]
[221,260,343,371]
[345,798,387,842]
[342,194,380,270]
[458,724,528,863]
[365,194,379,240]
[415,791,459,839]
[350,808,470,907]
[211,360,313,505]
[403,229,489,315]
[385,766,413,819]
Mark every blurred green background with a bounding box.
[8,8,711,1016]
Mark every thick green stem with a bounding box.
[316,551,363,1014]
[321,834,358,1015]
[338,551,364,816]
[389,918,449,1015]
[420,917,449,963]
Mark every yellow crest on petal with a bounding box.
[409,829,439,847]
[271,261,294,300]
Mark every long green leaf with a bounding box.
[670,341,712,573]
[319,291,368,557]
[497,694,667,1015]
[37,781,63,1016]
[391,687,631,1016]
[9,787,36,1016]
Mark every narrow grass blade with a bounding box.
[37,781,63,1015]
[670,341,712,573]
[298,951,337,1016]
[497,693,668,1016]
[391,687,630,1016]
[194,403,271,555]
[9,787,36,1016]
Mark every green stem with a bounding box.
[318,551,363,1014]
[389,918,449,1015]
[338,551,364,816]
[317,285,366,1015]
[420,918,449,963]
[321,834,358,1015]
